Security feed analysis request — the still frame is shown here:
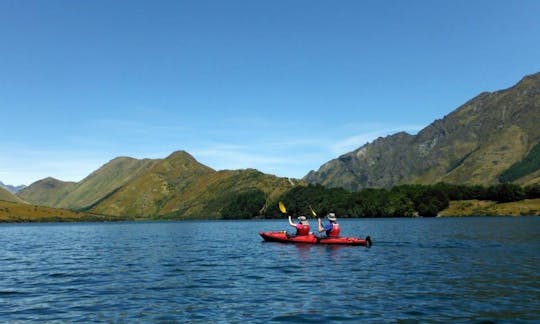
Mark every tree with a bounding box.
[221,189,266,219]
[487,184,525,203]
[525,184,540,199]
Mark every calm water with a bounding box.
[1,217,539,323]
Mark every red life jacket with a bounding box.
[327,223,340,237]
[296,224,310,236]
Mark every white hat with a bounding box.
[327,213,336,221]
[297,216,309,224]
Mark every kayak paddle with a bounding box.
[309,205,317,217]
[278,201,287,214]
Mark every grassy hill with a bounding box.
[56,156,159,209]
[0,200,114,222]
[0,186,25,203]
[157,168,295,219]
[16,177,75,206]
[89,150,215,216]
[439,199,540,216]
[90,151,296,219]
[17,150,297,220]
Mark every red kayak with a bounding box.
[259,231,372,247]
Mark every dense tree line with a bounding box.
[264,184,449,218]
[221,189,266,219]
[263,183,540,219]
[219,183,540,219]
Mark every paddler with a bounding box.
[318,212,340,237]
[288,215,310,236]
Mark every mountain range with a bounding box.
[5,71,540,220]
[0,181,26,194]
[305,72,540,190]
[16,151,296,219]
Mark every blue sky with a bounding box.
[1,0,539,185]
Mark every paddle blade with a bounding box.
[278,201,287,214]
[309,205,317,217]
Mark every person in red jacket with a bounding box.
[318,213,340,237]
[288,215,310,236]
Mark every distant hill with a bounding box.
[0,186,25,203]
[19,151,296,219]
[56,156,158,210]
[17,177,76,207]
[0,181,26,194]
[305,72,540,190]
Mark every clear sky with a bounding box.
[1,0,539,185]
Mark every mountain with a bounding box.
[56,156,158,210]
[0,186,25,203]
[305,72,540,190]
[17,177,76,206]
[19,151,296,219]
[90,151,295,219]
[0,181,26,194]
[89,150,215,217]
[16,158,158,210]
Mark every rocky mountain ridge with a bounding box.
[305,72,540,190]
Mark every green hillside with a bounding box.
[0,200,113,222]
[90,151,296,219]
[439,199,540,217]
[17,177,75,207]
[499,142,540,183]
[157,168,296,219]
[57,156,159,209]
[0,186,24,203]
[89,151,214,216]
[17,150,297,220]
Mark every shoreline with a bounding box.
[2,199,540,223]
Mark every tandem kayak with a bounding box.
[259,231,372,247]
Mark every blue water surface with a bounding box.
[1,217,539,322]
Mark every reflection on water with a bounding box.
[0,217,539,322]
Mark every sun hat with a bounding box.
[327,213,337,221]
[297,216,309,225]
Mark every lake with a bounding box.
[1,217,539,322]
